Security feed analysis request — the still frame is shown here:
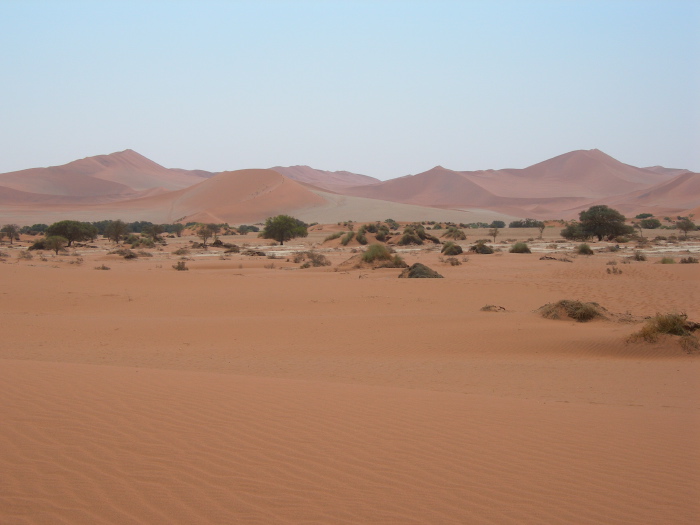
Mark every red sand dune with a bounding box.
[0,150,207,197]
[270,165,380,192]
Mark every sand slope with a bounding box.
[270,165,380,192]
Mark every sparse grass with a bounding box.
[297,251,332,267]
[632,251,647,261]
[172,261,188,271]
[575,243,593,255]
[628,313,699,352]
[323,231,344,242]
[94,264,111,270]
[17,251,33,260]
[660,257,675,264]
[137,250,153,257]
[340,231,355,246]
[173,248,190,256]
[539,300,606,322]
[680,256,698,264]
[445,257,461,266]
[509,242,531,254]
[606,266,622,275]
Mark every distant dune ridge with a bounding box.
[0,148,697,225]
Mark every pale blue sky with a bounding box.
[1,0,698,178]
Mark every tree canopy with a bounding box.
[1,224,20,244]
[562,204,634,241]
[46,220,98,246]
[260,215,308,245]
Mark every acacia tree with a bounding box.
[676,218,696,240]
[105,220,129,244]
[578,205,633,241]
[143,224,165,241]
[260,215,308,245]
[195,224,215,246]
[46,220,98,246]
[44,236,68,255]
[173,223,185,237]
[488,227,500,243]
[0,224,20,244]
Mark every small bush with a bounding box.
[470,240,493,254]
[17,251,33,260]
[323,231,344,242]
[137,250,153,257]
[680,256,698,264]
[340,231,355,246]
[362,244,392,263]
[109,248,138,259]
[575,243,594,255]
[632,251,647,261]
[441,242,463,256]
[539,300,606,322]
[173,248,190,256]
[28,239,46,251]
[629,313,699,352]
[94,264,111,270]
[399,263,444,278]
[509,242,531,254]
[445,257,461,266]
[172,261,188,271]
[224,245,240,253]
[660,257,675,264]
[297,251,331,267]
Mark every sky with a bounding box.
[1,0,698,179]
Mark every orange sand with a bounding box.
[1,232,699,524]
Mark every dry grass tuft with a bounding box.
[539,300,607,322]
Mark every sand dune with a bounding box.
[270,165,380,192]
[0,235,698,524]
[1,148,697,225]
[0,150,207,197]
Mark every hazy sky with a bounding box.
[1,0,698,178]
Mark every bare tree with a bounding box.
[488,227,500,243]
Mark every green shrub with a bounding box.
[680,256,699,264]
[173,248,190,256]
[442,226,466,241]
[660,257,675,264]
[470,240,493,254]
[441,242,463,256]
[575,243,594,255]
[340,231,355,246]
[28,239,47,251]
[323,231,344,242]
[629,313,699,352]
[509,242,531,253]
[362,244,392,263]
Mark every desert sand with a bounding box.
[1,229,698,524]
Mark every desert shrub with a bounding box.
[323,231,344,242]
[355,226,368,245]
[224,245,240,253]
[539,300,606,322]
[470,240,493,254]
[137,250,153,257]
[680,256,699,264]
[441,242,463,256]
[399,263,444,278]
[362,244,392,263]
[17,251,33,260]
[442,226,466,241]
[28,239,47,251]
[606,245,620,252]
[445,257,461,266]
[575,243,594,255]
[297,251,331,267]
[94,264,110,270]
[632,251,647,261]
[364,223,378,234]
[606,267,622,275]
[172,261,188,271]
[629,313,699,351]
[509,242,531,254]
[614,236,630,243]
[173,248,190,256]
[606,260,617,265]
[481,304,506,312]
[660,257,675,264]
[340,231,355,246]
